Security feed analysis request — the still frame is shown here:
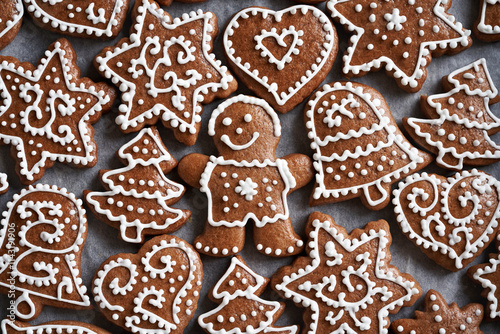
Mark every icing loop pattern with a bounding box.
[393,169,500,271]
[0,184,91,321]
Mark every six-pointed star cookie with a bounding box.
[271,212,422,334]
[327,0,472,92]
[0,38,116,185]
[95,0,237,146]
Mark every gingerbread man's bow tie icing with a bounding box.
[327,0,471,92]
[0,184,91,320]
[93,235,203,333]
[0,0,23,51]
[178,95,314,257]
[1,319,111,334]
[393,169,500,271]
[0,38,115,185]
[95,0,237,146]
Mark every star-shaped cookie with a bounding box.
[327,0,472,92]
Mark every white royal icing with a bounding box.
[0,173,7,193]
[0,184,90,319]
[0,0,23,41]
[327,0,471,89]
[85,127,186,243]
[477,0,500,35]
[305,81,425,207]
[95,0,234,135]
[1,319,102,334]
[393,169,500,270]
[223,5,335,106]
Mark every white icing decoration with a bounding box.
[0,0,23,41]
[477,0,500,35]
[254,26,304,71]
[1,319,102,334]
[0,173,8,193]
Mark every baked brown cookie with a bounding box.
[305,81,432,210]
[391,289,484,334]
[198,256,299,334]
[393,169,500,271]
[271,211,422,334]
[405,58,500,170]
[223,5,338,113]
[157,0,207,5]
[0,38,116,185]
[95,0,237,146]
[1,319,110,334]
[0,184,91,320]
[85,126,190,243]
[475,0,500,42]
[326,0,472,92]
[0,0,23,51]
[179,95,313,257]
[23,0,130,38]
[0,173,7,194]
[93,234,203,333]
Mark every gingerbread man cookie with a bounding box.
[0,184,91,320]
[198,256,299,334]
[0,173,7,194]
[391,289,484,334]
[1,319,110,334]
[178,95,314,257]
[95,0,237,146]
[223,5,338,113]
[85,126,190,243]
[0,0,23,51]
[0,38,116,185]
[405,58,500,170]
[93,234,203,334]
[326,0,472,92]
[475,0,500,41]
[271,212,422,334]
[305,81,432,210]
[23,0,130,38]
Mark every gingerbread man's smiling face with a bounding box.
[209,95,281,161]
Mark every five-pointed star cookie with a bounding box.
[327,0,472,92]
[95,0,237,146]
[0,38,116,185]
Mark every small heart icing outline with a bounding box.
[224,5,336,107]
[254,26,304,71]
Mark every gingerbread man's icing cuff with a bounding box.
[0,173,8,194]
[405,58,500,171]
[475,0,500,41]
[327,0,472,93]
[0,0,23,51]
[95,0,237,146]
[0,38,116,185]
[271,212,422,334]
[0,184,91,321]
[1,319,111,334]
[391,289,484,334]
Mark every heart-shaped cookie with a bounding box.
[23,0,130,38]
[224,5,338,113]
[0,0,23,50]
[393,169,500,271]
[93,235,203,333]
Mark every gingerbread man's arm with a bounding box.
[178,153,210,189]
[283,154,314,192]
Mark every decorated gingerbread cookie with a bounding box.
[0,0,23,51]
[475,0,500,41]
[95,0,237,146]
[393,169,500,271]
[85,126,190,243]
[23,0,130,38]
[0,184,91,320]
[271,211,422,334]
[391,289,484,334]
[405,58,500,170]
[0,38,116,185]
[93,234,203,333]
[178,95,313,257]
[1,319,110,334]
[0,173,7,194]
[305,81,432,210]
[468,233,500,320]
[158,0,207,5]
[198,256,299,334]
[326,0,472,92]
[223,5,338,113]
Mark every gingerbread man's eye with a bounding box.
[244,114,252,122]
[222,117,232,126]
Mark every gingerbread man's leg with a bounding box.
[253,218,304,257]
[194,222,245,257]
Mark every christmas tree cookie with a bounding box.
[405,58,500,170]
[179,95,313,257]
[1,319,110,334]
[85,126,190,243]
[305,81,432,210]
[475,0,500,42]
[198,256,298,334]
